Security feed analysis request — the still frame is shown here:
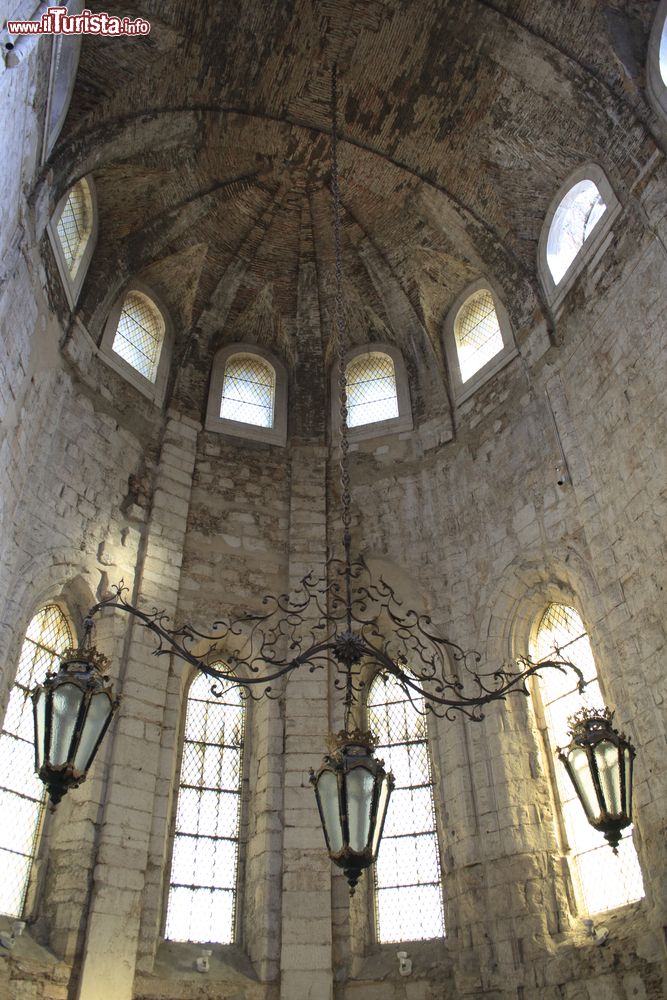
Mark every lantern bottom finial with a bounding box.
[344,867,362,896]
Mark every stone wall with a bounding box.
[0,15,666,1000]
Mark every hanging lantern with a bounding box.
[557,707,635,852]
[310,729,394,894]
[32,639,119,807]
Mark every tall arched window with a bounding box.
[111,290,166,384]
[55,178,94,280]
[345,352,399,428]
[220,354,276,428]
[165,674,245,944]
[367,672,445,942]
[531,604,644,914]
[0,605,72,917]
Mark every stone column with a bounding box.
[75,413,199,1000]
[280,444,333,1000]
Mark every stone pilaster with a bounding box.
[280,444,333,1000]
[75,414,198,1000]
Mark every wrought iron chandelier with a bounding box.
[30,67,636,892]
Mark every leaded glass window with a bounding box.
[453,290,504,383]
[546,180,607,285]
[55,179,93,278]
[165,674,245,944]
[345,353,399,428]
[111,291,165,383]
[368,672,445,942]
[0,605,72,917]
[220,355,275,428]
[531,604,644,914]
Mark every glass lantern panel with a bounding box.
[568,747,601,822]
[623,749,633,815]
[73,692,113,772]
[345,766,375,853]
[34,690,47,769]
[49,683,84,766]
[594,741,622,815]
[317,769,343,853]
[372,773,391,857]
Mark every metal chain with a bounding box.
[331,65,353,635]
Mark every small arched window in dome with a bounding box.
[660,14,667,85]
[345,352,399,428]
[546,180,607,285]
[0,604,72,917]
[453,289,504,384]
[111,291,166,384]
[220,354,276,428]
[55,178,93,279]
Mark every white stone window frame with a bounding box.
[443,278,518,405]
[538,163,621,313]
[100,281,173,406]
[647,0,667,122]
[331,343,413,444]
[47,176,98,310]
[205,343,287,447]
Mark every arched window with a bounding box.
[453,289,505,384]
[111,291,166,384]
[55,179,93,279]
[367,672,445,942]
[443,280,517,403]
[101,284,172,402]
[546,181,607,286]
[531,604,644,914]
[205,344,287,445]
[538,165,619,310]
[165,674,245,944]
[0,605,72,917]
[345,352,399,428]
[647,1,667,121]
[48,176,97,307]
[220,354,276,428]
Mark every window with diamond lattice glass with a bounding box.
[55,178,93,278]
[531,604,644,914]
[165,674,245,944]
[0,605,72,917]
[220,354,276,428]
[345,352,399,428]
[368,672,445,942]
[453,289,505,384]
[111,290,166,384]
